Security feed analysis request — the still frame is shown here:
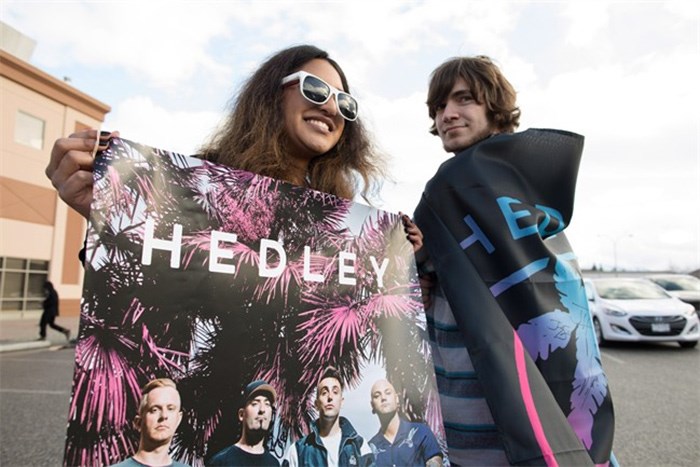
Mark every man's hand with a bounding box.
[400,213,423,252]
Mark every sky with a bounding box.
[2,0,699,273]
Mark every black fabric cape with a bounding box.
[414,129,615,466]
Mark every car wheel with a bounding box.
[593,318,607,347]
[678,341,698,349]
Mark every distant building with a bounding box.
[1,23,110,318]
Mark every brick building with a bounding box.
[1,23,110,319]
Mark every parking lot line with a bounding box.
[601,351,625,365]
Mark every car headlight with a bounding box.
[682,304,697,317]
[602,305,628,317]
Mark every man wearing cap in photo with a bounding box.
[208,380,280,466]
[282,366,374,467]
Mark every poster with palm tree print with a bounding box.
[64,137,446,466]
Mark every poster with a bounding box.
[64,138,446,466]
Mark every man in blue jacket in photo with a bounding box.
[283,366,373,467]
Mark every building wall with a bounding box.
[1,50,109,318]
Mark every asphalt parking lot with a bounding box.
[1,329,698,466]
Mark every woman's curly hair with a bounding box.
[199,45,384,201]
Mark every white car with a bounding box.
[647,274,700,318]
[584,277,699,348]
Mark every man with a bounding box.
[208,380,279,466]
[38,281,70,341]
[111,378,187,467]
[368,379,442,467]
[283,366,373,467]
[412,56,616,466]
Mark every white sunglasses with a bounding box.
[281,71,359,121]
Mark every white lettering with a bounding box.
[209,230,238,274]
[369,256,389,288]
[339,251,356,285]
[303,246,324,282]
[259,239,287,278]
[139,222,393,286]
[141,217,182,268]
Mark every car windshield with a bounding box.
[650,276,700,292]
[594,280,670,300]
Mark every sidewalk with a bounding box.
[0,315,80,353]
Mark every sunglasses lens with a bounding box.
[337,94,358,121]
[301,75,331,104]
[295,73,358,121]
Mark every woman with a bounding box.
[49,44,425,465]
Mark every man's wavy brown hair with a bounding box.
[427,56,521,135]
[199,45,384,201]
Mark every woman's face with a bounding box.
[281,59,347,165]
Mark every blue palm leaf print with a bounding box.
[516,253,609,450]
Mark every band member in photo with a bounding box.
[110,378,188,467]
[208,380,279,466]
[283,366,373,467]
[368,379,442,467]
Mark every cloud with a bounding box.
[4,1,242,88]
[105,96,223,156]
[512,5,699,272]
[3,0,697,271]
[562,1,610,47]
[360,90,448,212]
[521,47,699,141]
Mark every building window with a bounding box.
[0,257,49,312]
[14,110,45,150]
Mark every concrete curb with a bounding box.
[0,316,79,353]
[0,340,52,353]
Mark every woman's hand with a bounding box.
[45,129,117,219]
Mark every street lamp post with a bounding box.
[600,234,633,275]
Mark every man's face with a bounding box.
[315,377,344,420]
[435,77,496,153]
[370,379,399,416]
[136,386,183,446]
[239,394,273,435]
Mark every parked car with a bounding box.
[647,274,700,317]
[583,277,699,348]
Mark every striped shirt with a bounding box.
[427,287,510,466]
